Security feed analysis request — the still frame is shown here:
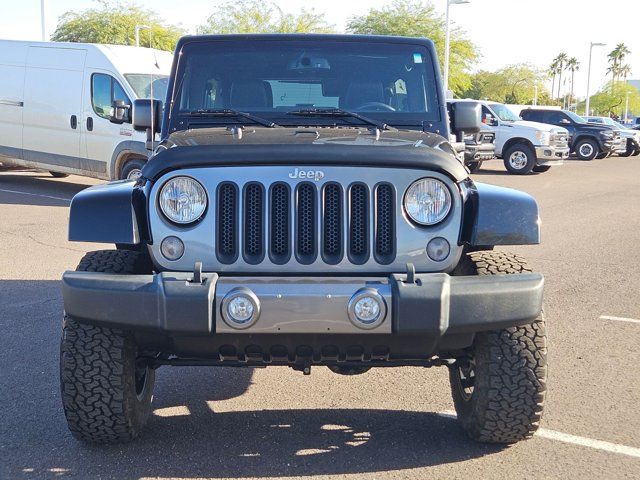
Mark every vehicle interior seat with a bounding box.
[229,81,273,109]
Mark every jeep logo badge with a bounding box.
[288,168,325,181]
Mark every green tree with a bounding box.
[346,0,479,95]
[197,0,334,34]
[579,81,640,117]
[462,64,549,105]
[51,1,183,51]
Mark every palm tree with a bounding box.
[607,43,631,82]
[548,61,557,100]
[553,53,568,101]
[566,57,580,109]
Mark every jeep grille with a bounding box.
[215,181,395,266]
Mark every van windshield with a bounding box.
[170,39,440,129]
[124,74,169,100]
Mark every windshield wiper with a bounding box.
[287,108,394,131]
[183,109,278,128]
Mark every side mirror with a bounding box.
[560,118,571,124]
[452,101,481,135]
[132,99,162,134]
[109,100,131,124]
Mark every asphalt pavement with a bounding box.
[1,157,639,479]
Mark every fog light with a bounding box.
[348,288,386,330]
[221,288,260,329]
[160,236,184,261]
[427,237,450,262]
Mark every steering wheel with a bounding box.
[354,102,396,112]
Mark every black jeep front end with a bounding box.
[60,34,547,446]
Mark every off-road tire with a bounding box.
[449,251,547,443]
[595,152,609,159]
[49,171,69,178]
[467,160,483,173]
[574,138,599,160]
[532,165,551,173]
[60,250,155,444]
[503,143,536,175]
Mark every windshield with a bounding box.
[565,111,587,123]
[124,74,169,100]
[170,40,440,129]
[488,103,520,122]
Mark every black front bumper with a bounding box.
[62,271,543,360]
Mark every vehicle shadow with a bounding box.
[2,280,505,479]
[0,170,96,207]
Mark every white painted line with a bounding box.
[0,188,71,203]
[600,315,640,324]
[438,411,640,459]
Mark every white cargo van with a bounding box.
[0,40,172,180]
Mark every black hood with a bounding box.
[142,126,468,182]
[163,125,447,148]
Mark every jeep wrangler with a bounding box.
[60,35,546,445]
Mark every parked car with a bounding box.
[60,34,547,446]
[450,99,569,175]
[0,40,172,180]
[520,108,620,160]
[584,116,640,157]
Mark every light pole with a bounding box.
[40,0,46,41]
[585,41,605,116]
[135,25,150,47]
[443,0,470,95]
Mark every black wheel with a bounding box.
[49,171,69,178]
[632,146,640,157]
[467,160,483,173]
[532,165,551,173]
[503,143,536,175]
[619,140,634,157]
[449,251,547,443]
[60,250,155,444]
[120,157,146,181]
[595,152,608,159]
[574,138,599,160]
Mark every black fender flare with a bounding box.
[68,180,151,245]
[459,179,540,246]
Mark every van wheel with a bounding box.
[574,139,598,160]
[49,171,69,178]
[120,158,146,181]
[503,143,535,174]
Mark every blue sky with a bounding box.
[2,0,639,97]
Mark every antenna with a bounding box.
[149,29,156,151]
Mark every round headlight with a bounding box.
[159,176,207,224]
[403,178,452,225]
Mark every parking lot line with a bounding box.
[599,315,640,324]
[0,188,71,203]
[437,411,640,459]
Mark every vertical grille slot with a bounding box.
[322,183,343,264]
[243,183,264,263]
[269,182,290,264]
[216,182,238,263]
[348,183,369,264]
[374,183,395,264]
[296,183,317,263]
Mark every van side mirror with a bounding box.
[451,101,481,135]
[109,100,131,124]
[132,99,162,134]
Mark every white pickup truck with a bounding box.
[450,100,570,174]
